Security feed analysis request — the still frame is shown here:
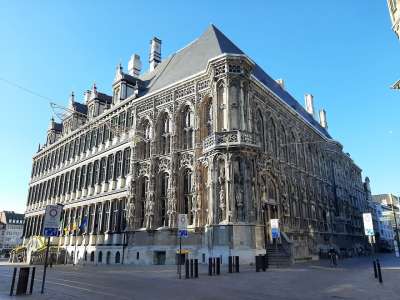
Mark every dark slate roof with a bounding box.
[96,92,112,104]
[53,122,63,132]
[2,211,24,224]
[139,24,331,139]
[72,102,88,115]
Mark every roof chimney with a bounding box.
[149,37,161,72]
[304,94,315,116]
[128,54,142,77]
[276,79,285,90]
[319,109,328,129]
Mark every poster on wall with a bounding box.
[270,218,280,239]
[362,213,374,236]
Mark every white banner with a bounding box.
[177,214,188,231]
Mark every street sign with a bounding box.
[178,214,188,230]
[178,214,188,239]
[362,213,374,236]
[270,219,280,239]
[178,229,188,238]
[43,205,63,237]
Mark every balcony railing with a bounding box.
[203,130,259,152]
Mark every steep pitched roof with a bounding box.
[140,24,331,138]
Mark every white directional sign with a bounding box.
[177,214,188,238]
[43,204,63,237]
[270,218,280,239]
[362,213,374,236]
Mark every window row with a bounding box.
[27,148,131,206]
[32,108,134,178]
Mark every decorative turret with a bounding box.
[128,54,142,77]
[149,37,161,72]
[319,109,328,129]
[304,94,315,117]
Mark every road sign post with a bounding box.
[41,204,63,294]
[177,214,188,279]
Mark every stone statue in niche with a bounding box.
[167,191,177,228]
[127,180,136,230]
[145,192,155,229]
[235,183,244,221]
[219,175,226,222]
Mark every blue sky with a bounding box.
[0,1,399,213]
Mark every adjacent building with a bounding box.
[0,211,24,254]
[22,25,370,265]
[373,194,400,247]
[387,0,400,89]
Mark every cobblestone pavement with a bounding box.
[0,254,399,300]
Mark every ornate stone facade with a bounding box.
[22,25,368,265]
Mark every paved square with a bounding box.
[0,254,399,300]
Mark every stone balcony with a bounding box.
[203,130,259,153]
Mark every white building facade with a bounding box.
[23,25,369,265]
[0,211,24,253]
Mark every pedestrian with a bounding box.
[328,247,338,267]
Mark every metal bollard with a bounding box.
[190,259,194,278]
[256,256,260,272]
[208,257,212,276]
[29,267,36,294]
[373,260,377,278]
[265,254,269,270]
[377,259,383,283]
[212,258,216,275]
[228,256,233,273]
[194,259,199,278]
[235,256,239,273]
[10,267,17,296]
[216,257,220,275]
[185,260,190,279]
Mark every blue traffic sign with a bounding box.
[178,229,188,238]
[44,228,58,237]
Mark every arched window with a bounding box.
[217,83,226,131]
[268,118,277,156]
[279,125,287,161]
[106,251,111,264]
[158,113,171,155]
[115,251,121,264]
[290,132,297,165]
[206,100,213,136]
[159,172,169,227]
[182,169,193,225]
[139,120,152,159]
[256,110,265,151]
[98,251,103,263]
[90,252,95,262]
[139,177,148,228]
[182,107,193,150]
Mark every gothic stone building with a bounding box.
[23,25,368,265]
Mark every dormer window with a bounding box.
[113,87,120,104]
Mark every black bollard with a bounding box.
[212,258,216,275]
[194,259,199,278]
[265,254,269,269]
[373,260,377,278]
[228,256,233,273]
[208,257,212,276]
[190,259,194,278]
[185,260,190,279]
[235,256,239,273]
[29,267,36,294]
[377,259,383,283]
[262,254,267,271]
[10,267,17,296]
[256,256,260,272]
[216,257,220,275]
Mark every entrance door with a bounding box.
[154,251,166,265]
